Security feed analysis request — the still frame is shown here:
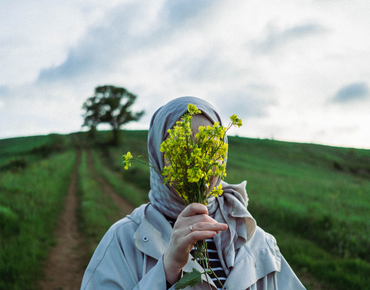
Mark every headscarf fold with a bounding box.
[148,96,256,275]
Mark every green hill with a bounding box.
[0,131,369,289]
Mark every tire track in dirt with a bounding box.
[84,147,134,219]
[40,147,86,290]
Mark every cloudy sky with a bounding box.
[1,0,369,149]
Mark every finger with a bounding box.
[184,230,220,245]
[172,221,227,244]
[185,222,228,244]
[180,203,208,218]
[180,213,218,227]
[190,221,228,234]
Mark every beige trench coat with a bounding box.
[80,203,306,290]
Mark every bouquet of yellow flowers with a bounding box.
[122,104,242,289]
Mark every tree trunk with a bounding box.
[88,126,97,139]
[112,128,119,146]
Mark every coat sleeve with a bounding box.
[80,219,169,290]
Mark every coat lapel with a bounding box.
[134,205,171,260]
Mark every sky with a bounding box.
[1,0,369,149]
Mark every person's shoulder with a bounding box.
[105,203,148,236]
[246,226,280,255]
[245,226,282,272]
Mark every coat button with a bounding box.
[143,236,149,242]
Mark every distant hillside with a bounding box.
[1,131,370,290]
[0,134,67,170]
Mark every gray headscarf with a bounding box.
[148,96,256,276]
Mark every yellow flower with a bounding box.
[210,184,223,198]
[187,104,201,115]
[122,151,133,170]
[158,103,241,206]
[230,114,243,127]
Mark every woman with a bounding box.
[80,97,306,290]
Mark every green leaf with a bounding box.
[175,268,203,290]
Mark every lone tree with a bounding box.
[82,85,144,144]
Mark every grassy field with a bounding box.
[0,134,75,290]
[1,130,369,289]
[225,137,370,289]
[0,134,67,169]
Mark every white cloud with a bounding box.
[0,0,370,149]
[250,22,327,54]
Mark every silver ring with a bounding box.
[190,224,193,232]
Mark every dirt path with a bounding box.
[39,144,135,290]
[40,149,86,290]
